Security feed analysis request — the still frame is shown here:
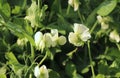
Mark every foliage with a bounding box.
[0,0,120,78]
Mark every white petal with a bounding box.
[97,15,103,23]
[58,36,66,45]
[39,65,49,78]
[74,23,89,34]
[51,29,58,37]
[44,33,52,48]
[68,0,74,6]
[51,29,59,47]
[101,22,109,30]
[74,0,79,11]
[34,31,43,47]
[109,30,120,43]
[68,32,78,44]
[80,31,91,41]
[34,66,40,78]
[39,40,45,52]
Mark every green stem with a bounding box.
[58,0,62,13]
[116,43,120,51]
[90,21,98,34]
[87,41,95,78]
[38,51,48,66]
[25,55,43,77]
[78,9,83,23]
[66,5,70,15]
[31,44,34,60]
[104,46,109,55]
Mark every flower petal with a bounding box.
[40,65,49,78]
[44,33,52,48]
[34,66,40,78]
[68,32,78,44]
[80,31,91,41]
[109,30,120,43]
[101,22,109,30]
[74,0,79,11]
[51,29,58,37]
[68,0,74,6]
[74,23,89,34]
[58,36,66,45]
[97,15,103,23]
[34,31,43,47]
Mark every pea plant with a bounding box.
[0,0,120,78]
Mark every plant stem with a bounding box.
[58,0,62,13]
[38,51,48,66]
[87,41,95,78]
[31,44,34,60]
[66,5,70,15]
[116,43,120,51]
[90,21,98,34]
[78,9,83,23]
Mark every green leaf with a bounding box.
[74,73,83,78]
[0,74,6,78]
[5,22,35,46]
[7,0,27,10]
[86,8,98,27]
[1,3,11,17]
[97,0,117,16]
[48,69,61,78]
[96,74,105,78]
[5,52,19,64]
[0,66,6,74]
[81,66,89,74]
[12,6,21,14]
[115,72,120,77]
[5,52,26,77]
[65,61,77,77]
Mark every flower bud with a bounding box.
[39,65,49,78]
[34,65,49,78]
[109,30,120,43]
[34,66,40,78]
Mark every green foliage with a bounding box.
[97,0,117,16]
[0,0,120,78]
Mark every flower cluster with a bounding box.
[17,38,28,46]
[68,0,80,11]
[34,29,66,51]
[97,15,112,30]
[68,23,91,46]
[34,65,49,78]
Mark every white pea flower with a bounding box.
[97,15,109,30]
[39,65,49,78]
[109,30,120,43]
[51,29,66,47]
[69,32,83,46]
[68,0,80,11]
[34,29,66,51]
[34,65,49,78]
[68,23,91,46]
[17,37,28,46]
[34,31,45,51]
[34,66,40,78]
[44,33,53,48]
